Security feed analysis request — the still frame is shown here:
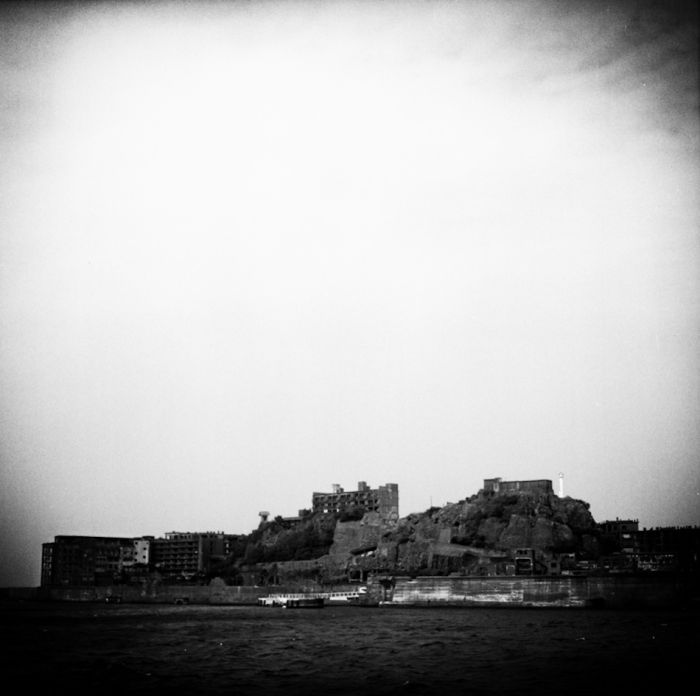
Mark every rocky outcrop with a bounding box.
[216,487,601,583]
[341,489,599,576]
[328,513,385,558]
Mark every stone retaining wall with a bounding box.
[372,574,696,608]
[41,580,362,605]
[14,575,696,609]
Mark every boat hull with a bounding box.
[284,597,324,608]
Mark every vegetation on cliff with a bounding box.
[239,514,338,564]
[209,510,355,583]
[211,487,601,584]
[425,489,598,553]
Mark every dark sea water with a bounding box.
[1,601,697,696]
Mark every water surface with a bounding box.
[1,601,696,695]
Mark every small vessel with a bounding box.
[257,595,324,608]
[284,597,324,608]
[325,588,367,604]
[257,596,284,607]
[257,587,366,608]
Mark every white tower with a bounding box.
[558,473,564,497]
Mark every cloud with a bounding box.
[0,0,698,587]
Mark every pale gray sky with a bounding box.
[1,0,698,587]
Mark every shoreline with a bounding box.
[3,572,698,610]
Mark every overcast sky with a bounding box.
[1,0,698,587]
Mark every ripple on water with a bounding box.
[2,604,698,695]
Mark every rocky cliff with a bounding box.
[217,487,600,584]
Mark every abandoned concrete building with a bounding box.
[483,477,554,496]
[312,481,399,521]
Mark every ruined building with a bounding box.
[312,481,399,521]
[483,477,554,496]
[41,535,150,586]
[152,531,235,579]
[41,531,239,586]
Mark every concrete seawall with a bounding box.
[7,574,697,608]
[41,583,263,605]
[371,574,698,609]
[14,581,360,605]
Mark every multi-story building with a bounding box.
[41,536,139,586]
[598,521,700,572]
[120,537,152,568]
[636,526,700,572]
[598,518,640,554]
[311,481,399,521]
[151,531,234,580]
[41,532,239,586]
[483,478,553,496]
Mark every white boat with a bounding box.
[257,587,367,608]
